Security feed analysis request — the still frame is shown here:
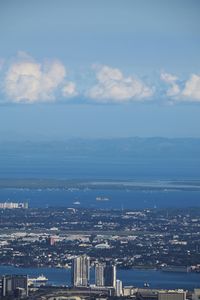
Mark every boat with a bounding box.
[28,274,48,285]
[73,201,80,205]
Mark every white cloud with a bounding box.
[4,54,76,103]
[160,71,180,97]
[87,65,153,103]
[161,72,200,102]
[62,82,77,97]
[182,74,200,101]
[160,72,178,82]
[2,54,200,105]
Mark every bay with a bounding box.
[0,266,199,290]
[0,188,200,209]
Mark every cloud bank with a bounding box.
[4,54,77,103]
[1,53,200,104]
[87,65,153,103]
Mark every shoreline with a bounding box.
[0,178,200,191]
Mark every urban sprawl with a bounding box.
[0,203,200,299]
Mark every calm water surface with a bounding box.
[0,188,200,209]
[0,266,199,290]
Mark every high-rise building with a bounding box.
[104,263,116,288]
[95,262,105,287]
[72,255,90,287]
[116,279,123,296]
[2,275,28,297]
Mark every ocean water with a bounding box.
[0,266,199,290]
[0,188,200,209]
[1,145,200,208]
[1,157,200,180]
[0,138,200,209]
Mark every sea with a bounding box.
[1,148,200,209]
[0,187,200,209]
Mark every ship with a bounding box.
[96,197,110,201]
[73,201,80,205]
[28,274,48,286]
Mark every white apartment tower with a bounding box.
[116,279,123,297]
[72,255,90,287]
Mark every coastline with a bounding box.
[1,178,200,191]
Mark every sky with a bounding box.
[0,0,200,139]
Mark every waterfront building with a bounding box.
[104,263,116,288]
[72,255,90,287]
[2,275,28,297]
[123,286,138,297]
[158,290,186,300]
[95,262,105,286]
[116,279,123,296]
[0,202,28,209]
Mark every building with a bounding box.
[104,263,116,288]
[116,279,123,296]
[123,286,138,297]
[2,275,28,297]
[72,255,90,287]
[95,262,105,287]
[0,202,28,209]
[193,289,200,300]
[158,290,186,300]
[47,236,59,246]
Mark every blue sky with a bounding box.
[0,0,200,139]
